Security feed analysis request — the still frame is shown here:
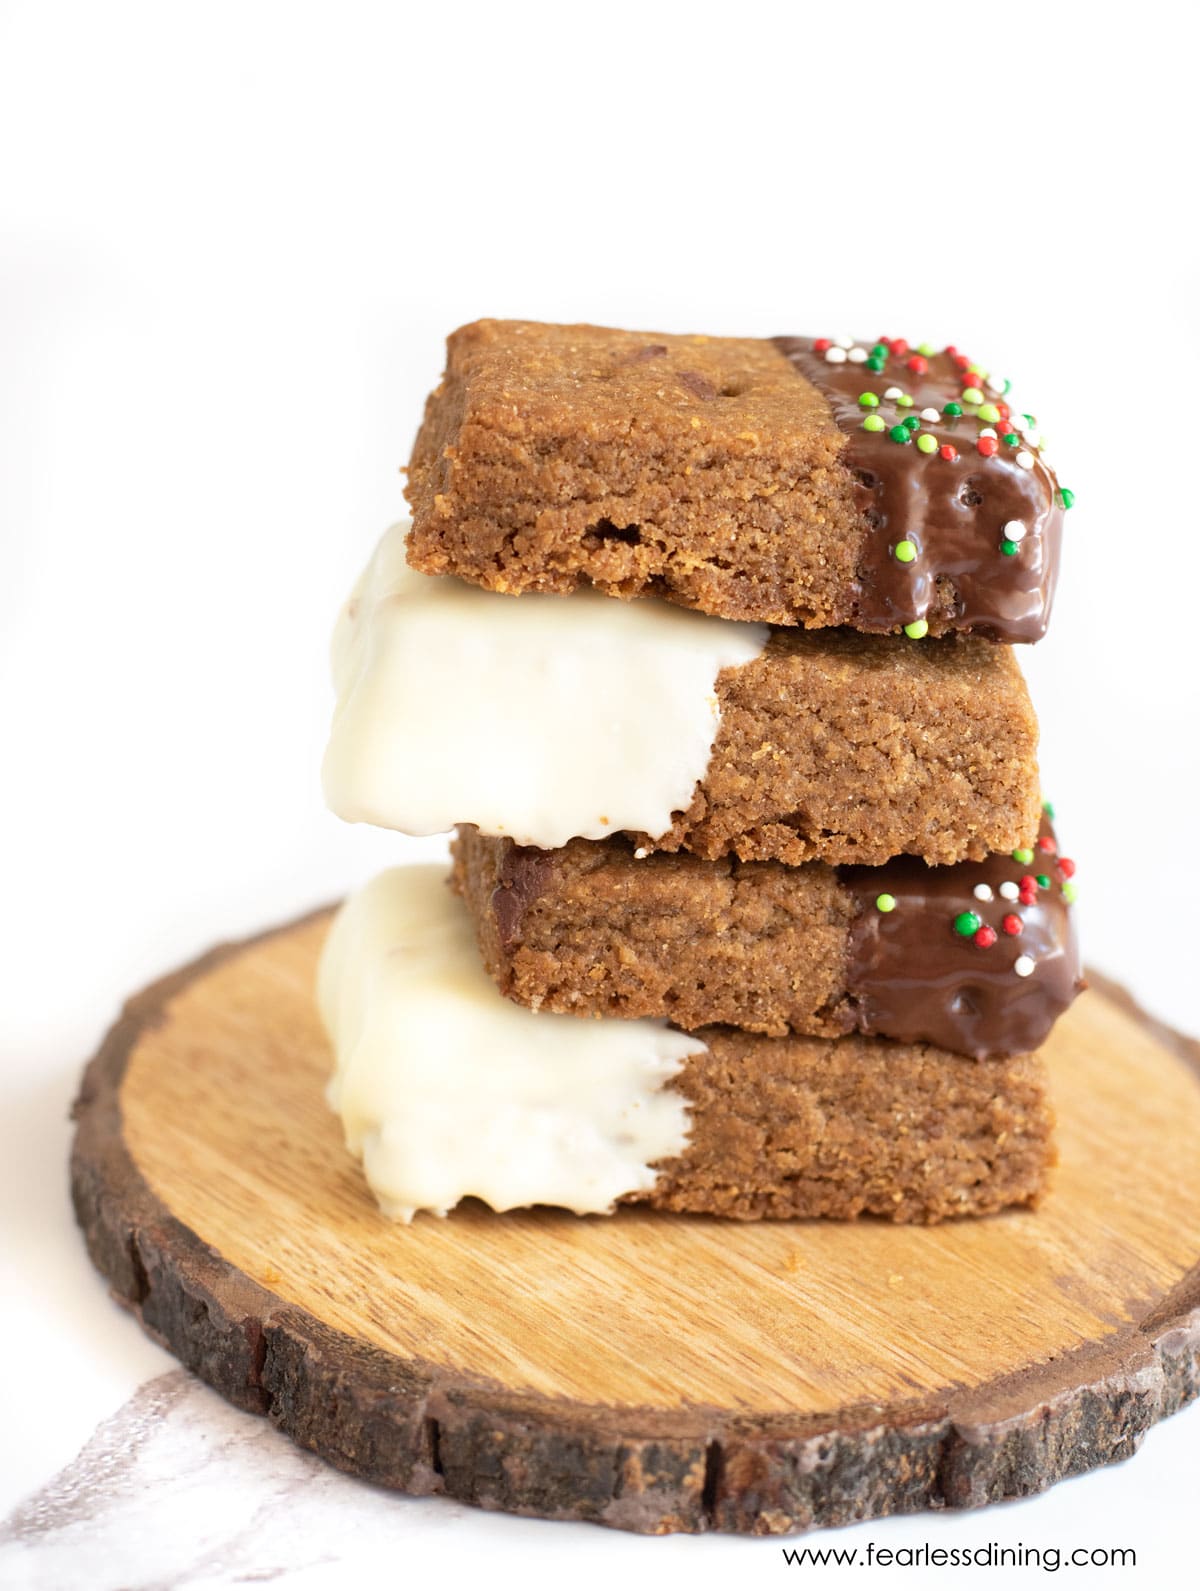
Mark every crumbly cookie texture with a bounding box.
[452,811,1081,1060]
[631,1035,1055,1223]
[405,320,1069,641]
[644,627,1040,867]
[453,827,853,1034]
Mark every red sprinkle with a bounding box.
[1059,857,1076,878]
[974,925,998,948]
[977,436,999,457]
[890,338,909,356]
[953,353,971,370]
[945,344,958,357]
[997,401,1011,420]
[906,354,929,375]
[1002,914,1023,936]
[813,337,832,353]
[1020,875,1040,893]
[939,443,958,461]
[1037,835,1057,853]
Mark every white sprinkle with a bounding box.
[979,426,997,439]
[884,386,904,400]
[848,346,868,363]
[921,407,941,422]
[1014,955,1036,978]
[973,883,995,902]
[986,374,1008,393]
[1021,419,1039,438]
[633,846,649,859]
[835,336,854,349]
[825,347,848,364]
[1015,450,1035,470]
[999,881,1020,901]
[1002,519,1028,542]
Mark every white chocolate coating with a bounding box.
[321,521,767,848]
[317,865,698,1220]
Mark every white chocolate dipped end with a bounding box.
[321,521,767,848]
[317,864,698,1220]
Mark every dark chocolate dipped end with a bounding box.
[772,336,1067,644]
[840,811,1083,1059]
[491,842,557,950]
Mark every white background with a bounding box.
[2,2,1197,1586]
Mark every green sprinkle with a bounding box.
[876,893,897,913]
[1062,881,1077,904]
[1023,412,1036,426]
[1059,487,1076,509]
[977,403,1002,423]
[904,414,921,431]
[916,433,937,454]
[1012,847,1035,865]
[1000,538,1019,556]
[862,414,886,432]
[866,355,885,372]
[858,391,879,408]
[917,341,935,356]
[1002,431,1020,446]
[954,911,982,937]
[962,385,984,404]
[1036,873,1051,889]
[896,393,914,408]
[904,618,929,639]
[871,343,889,358]
[889,424,911,443]
[1042,799,1056,819]
[894,539,917,563]
[943,401,963,417]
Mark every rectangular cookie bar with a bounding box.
[326,524,1041,866]
[635,1034,1054,1222]
[406,320,1070,643]
[451,814,1082,1061]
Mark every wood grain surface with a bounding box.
[71,908,1200,1535]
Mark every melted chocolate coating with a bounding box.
[772,337,1065,643]
[841,816,1083,1059]
[494,847,556,949]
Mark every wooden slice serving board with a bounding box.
[71,908,1200,1536]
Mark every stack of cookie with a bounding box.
[318,320,1082,1224]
